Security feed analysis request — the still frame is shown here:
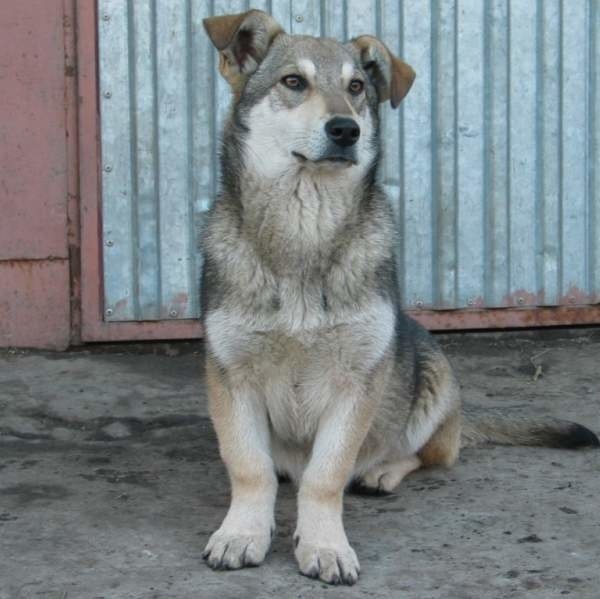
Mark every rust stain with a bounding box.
[558,285,595,307]
[0,257,68,267]
[172,292,189,305]
[161,292,189,318]
[113,298,129,314]
[68,241,81,343]
[410,305,600,331]
[502,289,545,308]
[64,0,81,345]
[465,295,485,309]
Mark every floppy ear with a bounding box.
[351,36,415,108]
[203,10,283,90]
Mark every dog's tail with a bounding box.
[461,405,600,449]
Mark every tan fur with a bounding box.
[325,93,354,116]
[360,455,422,493]
[418,410,461,468]
[206,361,268,492]
[352,35,416,107]
[202,12,248,50]
[202,359,277,569]
[203,10,283,92]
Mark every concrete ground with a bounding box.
[1,330,600,599]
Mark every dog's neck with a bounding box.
[238,165,367,274]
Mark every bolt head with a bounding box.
[415,300,424,308]
[105,308,113,317]
[517,297,524,304]
[105,239,113,247]
[102,13,110,21]
[169,310,177,317]
[295,14,304,22]
[104,165,112,172]
[103,91,112,98]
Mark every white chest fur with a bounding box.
[206,297,395,445]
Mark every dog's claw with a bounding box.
[303,566,319,579]
[203,530,271,570]
[295,541,360,585]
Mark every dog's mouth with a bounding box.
[292,151,357,166]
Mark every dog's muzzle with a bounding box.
[293,147,358,165]
[292,117,361,165]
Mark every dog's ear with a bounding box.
[203,10,283,90]
[351,36,415,108]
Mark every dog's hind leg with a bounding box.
[351,454,422,494]
[202,359,277,570]
[417,409,461,467]
[351,410,461,495]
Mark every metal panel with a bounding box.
[98,0,600,322]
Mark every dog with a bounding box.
[200,9,599,585]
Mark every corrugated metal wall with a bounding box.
[98,0,599,322]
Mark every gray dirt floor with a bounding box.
[1,329,600,599]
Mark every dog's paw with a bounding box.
[357,455,421,494]
[294,537,360,585]
[202,529,271,570]
[359,467,401,494]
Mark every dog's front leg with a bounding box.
[203,361,277,569]
[294,389,374,585]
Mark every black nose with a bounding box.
[325,117,360,147]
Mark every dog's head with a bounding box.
[203,10,415,178]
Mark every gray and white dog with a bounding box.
[200,9,599,585]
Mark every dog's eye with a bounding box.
[281,75,307,91]
[348,79,364,95]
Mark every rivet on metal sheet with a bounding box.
[102,13,110,21]
[103,91,112,99]
[517,297,524,305]
[415,299,424,309]
[105,239,114,247]
[295,14,304,22]
[169,310,178,317]
[104,165,112,172]
[105,308,113,317]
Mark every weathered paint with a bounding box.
[0,261,71,350]
[97,0,599,326]
[410,305,600,331]
[0,0,72,349]
[65,0,82,345]
[0,0,68,261]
